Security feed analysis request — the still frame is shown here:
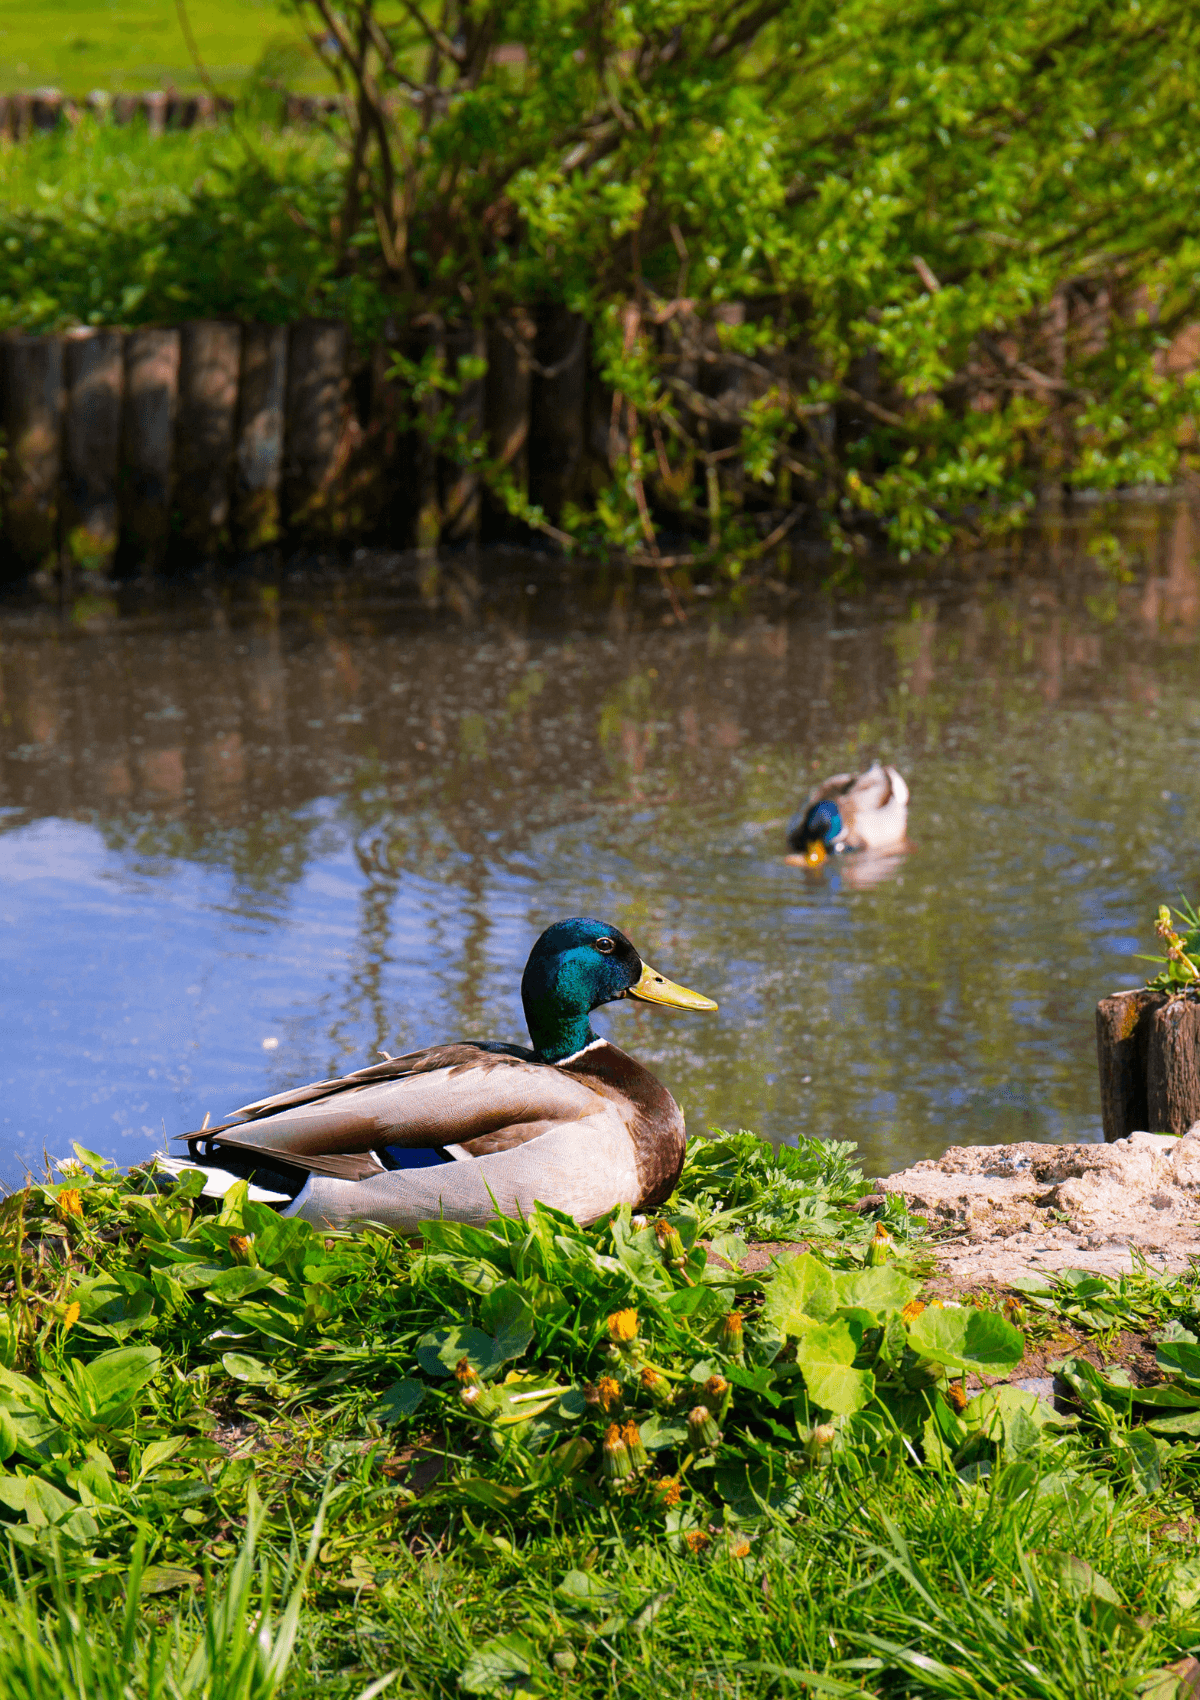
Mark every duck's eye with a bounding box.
[595,937,616,954]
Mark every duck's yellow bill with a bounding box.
[628,962,718,1012]
[803,841,827,867]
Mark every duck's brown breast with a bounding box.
[560,1041,686,1209]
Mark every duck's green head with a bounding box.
[521,917,717,1064]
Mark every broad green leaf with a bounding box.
[479,1282,535,1362]
[906,1307,1023,1376]
[204,1266,283,1304]
[416,1326,497,1379]
[140,1565,200,1595]
[373,1378,426,1423]
[794,1321,874,1416]
[831,1265,920,1319]
[760,1252,836,1337]
[1147,1410,1200,1436]
[221,1352,274,1384]
[459,1631,542,1696]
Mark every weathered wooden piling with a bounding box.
[0,333,64,579]
[5,93,32,142]
[283,321,348,539]
[112,94,140,126]
[175,321,241,557]
[441,322,485,543]
[31,90,64,131]
[232,324,288,549]
[1097,988,1200,1139]
[484,311,533,536]
[529,307,586,521]
[143,91,168,137]
[120,328,180,573]
[62,328,124,578]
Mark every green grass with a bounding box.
[1,1134,1200,1697]
[0,0,328,95]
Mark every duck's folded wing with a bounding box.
[283,1118,640,1232]
[182,1045,602,1169]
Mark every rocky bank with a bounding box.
[881,1126,1200,1283]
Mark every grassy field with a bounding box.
[0,0,325,94]
[2,1132,1200,1697]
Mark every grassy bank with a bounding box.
[0,0,323,95]
[3,1133,1200,1696]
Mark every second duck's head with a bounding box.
[521,916,717,1063]
[785,799,845,866]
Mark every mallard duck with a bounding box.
[171,917,717,1232]
[786,760,908,865]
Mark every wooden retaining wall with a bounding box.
[0,90,337,140]
[0,315,587,578]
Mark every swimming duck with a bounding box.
[173,917,717,1233]
[786,761,908,865]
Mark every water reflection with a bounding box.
[1,504,1199,1189]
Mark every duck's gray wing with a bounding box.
[180,1044,605,1170]
[283,1114,641,1233]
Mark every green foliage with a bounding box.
[290,0,1200,560]
[1143,897,1200,993]
[6,1141,1200,1693]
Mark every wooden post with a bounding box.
[31,90,63,131]
[7,93,32,142]
[62,328,124,579]
[283,320,348,540]
[143,92,168,137]
[1096,989,1159,1141]
[1148,999,1200,1135]
[441,321,485,544]
[175,320,241,558]
[0,333,64,580]
[232,323,288,550]
[120,327,180,573]
[112,94,139,126]
[528,306,586,521]
[483,310,533,539]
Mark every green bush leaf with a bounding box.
[416,1326,498,1378]
[373,1378,426,1422]
[221,1352,274,1384]
[459,1631,543,1695]
[794,1321,875,1415]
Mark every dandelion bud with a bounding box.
[730,1537,751,1559]
[607,1309,639,1345]
[460,1380,502,1420]
[946,1381,969,1413]
[640,1365,673,1404]
[718,1310,745,1363]
[228,1234,252,1262]
[866,1222,894,1267]
[602,1422,633,1482]
[813,1422,836,1448]
[56,1189,83,1222]
[622,1419,649,1472]
[683,1529,710,1554]
[655,1475,682,1507]
[687,1404,720,1452]
[631,1214,648,1229]
[597,1375,622,1412]
[1003,1296,1027,1327]
[654,1220,687,1269]
[704,1373,730,1403]
[455,1355,481,1388]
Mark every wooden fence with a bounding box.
[0,90,336,140]
[0,312,592,579]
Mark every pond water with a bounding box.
[2,501,1199,1193]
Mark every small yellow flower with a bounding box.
[61,1301,80,1335]
[684,1530,710,1554]
[607,1308,639,1344]
[655,1476,682,1507]
[731,1538,751,1559]
[597,1375,622,1412]
[228,1234,252,1260]
[946,1382,969,1413]
[56,1189,83,1221]
[901,1300,926,1324]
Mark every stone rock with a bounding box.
[882,1131,1200,1283]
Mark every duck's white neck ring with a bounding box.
[555,1036,608,1066]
